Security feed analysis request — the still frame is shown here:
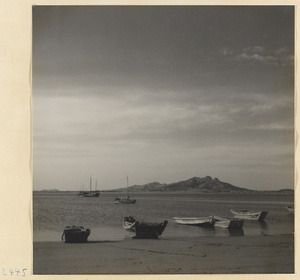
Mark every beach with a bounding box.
[33,233,294,274]
[33,192,294,274]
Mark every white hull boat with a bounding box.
[286,206,294,214]
[173,216,215,227]
[230,209,268,221]
[214,216,244,229]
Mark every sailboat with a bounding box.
[115,176,136,204]
[83,177,100,197]
[78,184,88,196]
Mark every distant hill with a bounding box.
[40,189,60,192]
[276,188,294,193]
[112,176,252,193]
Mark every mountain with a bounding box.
[113,176,251,193]
[40,189,60,192]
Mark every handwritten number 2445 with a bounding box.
[2,268,27,276]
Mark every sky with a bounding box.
[32,6,294,191]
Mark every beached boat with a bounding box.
[115,176,136,204]
[286,206,294,214]
[230,209,268,221]
[61,225,91,243]
[123,216,168,238]
[214,216,244,229]
[83,177,100,197]
[173,216,215,227]
[123,216,138,231]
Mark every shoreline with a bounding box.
[33,233,294,274]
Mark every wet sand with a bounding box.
[33,233,294,274]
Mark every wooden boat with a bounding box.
[173,216,215,227]
[123,216,138,231]
[230,209,268,221]
[61,225,91,243]
[84,177,100,197]
[115,196,136,204]
[123,216,168,239]
[286,206,294,214]
[214,216,244,229]
[115,176,136,204]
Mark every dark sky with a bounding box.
[33,6,294,191]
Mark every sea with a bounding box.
[33,191,294,242]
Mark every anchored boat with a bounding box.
[115,176,136,204]
[83,177,100,197]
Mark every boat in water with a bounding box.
[230,209,268,221]
[61,225,91,243]
[214,216,244,229]
[286,205,294,214]
[123,216,168,239]
[83,177,100,197]
[115,176,136,204]
[173,216,215,227]
[115,196,136,204]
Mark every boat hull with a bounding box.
[115,197,136,204]
[230,210,268,221]
[84,191,100,197]
[286,206,294,214]
[123,217,168,238]
[134,221,168,239]
[173,216,215,227]
[62,226,91,243]
[214,216,244,229]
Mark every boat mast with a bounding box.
[95,179,97,191]
[90,176,92,192]
[127,176,129,197]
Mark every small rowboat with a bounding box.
[173,216,215,227]
[230,209,268,221]
[115,196,136,204]
[123,216,168,239]
[61,225,91,243]
[286,206,294,214]
[214,216,244,229]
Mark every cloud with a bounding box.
[221,46,294,66]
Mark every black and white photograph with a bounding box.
[32,5,294,274]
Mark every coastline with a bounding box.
[33,233,294,274]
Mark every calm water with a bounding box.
[33,192,294,242]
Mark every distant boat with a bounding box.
[123,216,168,239]
[173,216,215,227]
[230,209,268,221]
[214,216,244,229]
[115,176,136,204]
[286,205,294,214]
[83,177,100,197]
[78,185,88,196]
[61,225,91,243]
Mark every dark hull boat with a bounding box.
[84,191,100,197]
[123,216,168,239]
[62,225,91,243]
[83,177,100,197]
[115,176,136,204]
[115,196,136,204]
